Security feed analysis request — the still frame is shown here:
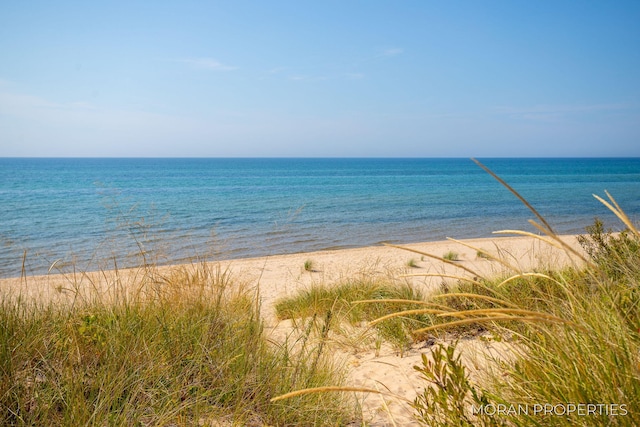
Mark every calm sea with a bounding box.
[1,158,639,278]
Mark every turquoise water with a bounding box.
[1,158,639,278]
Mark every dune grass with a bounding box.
[405,195,640,425]
[274,160,640,426]
[5,159,640,425]
[442,250,460,261]
[358,178,634,426]
[303,259,316,272]
[0,263,354,426]
[275,278,431,354]
[402,238,640,425]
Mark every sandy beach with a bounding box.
[0,234,585,426]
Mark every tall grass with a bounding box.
[406,165,640,426]
[7,159,640,425]
[0,262,354,426]
[273,159,640,426]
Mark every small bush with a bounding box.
[577,217,640,280]
[412,342,506,427]
[304,259,316,272]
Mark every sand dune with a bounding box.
[0,234,585,426]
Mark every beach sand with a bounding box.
[0,234,585,426]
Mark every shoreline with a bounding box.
[0,234,584,315]
[0,233,587,426]
[4,157,636,282]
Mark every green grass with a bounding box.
[407,258,420,268]
[7,159,640,426]
[275,278,430,354]
[268,160,640,425]
[304,259,316,272]
[415,220,640,426]
[0,263,354,426]
[476,250,491,259]
[406,254,640,424]
[443,250,460,261]
[403,174,640,425]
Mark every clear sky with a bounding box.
[1,1,639,157]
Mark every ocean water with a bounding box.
[1,157,639,278]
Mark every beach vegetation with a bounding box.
[412,342,506,427]
[0,263,354,426]
[401,177,640,425]
[6,158,640,426]
[476,250,491,259]
[576,216,640,281]
[443,250,460,261]
[410,215,640,425]
[275,278,430,354]
[304,258,316,272]
[274,159,640,426]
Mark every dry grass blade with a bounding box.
[384,243,483,278]
[430,292,520,309]
[494,226,593,267]
[493,229,559,248]
[354,298,449,308]
[496,272,562,289]
[594,191,640,238]
[446,237,522,273]
[526,220,594,266]
[270,386,410,403]
[48,259,62,274]
[374,381,400,427]
[492,272,577,313]
[20,250,28,286]
[471,158,556,235]
[436,308,571,323]
[413,315,585,335]
[400,270,502,298]
[400,273,483,286]
[368,308,449,326]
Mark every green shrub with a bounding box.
[412,342,506,427]
[577,217,640,281]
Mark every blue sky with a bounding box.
[1,1,639,157]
